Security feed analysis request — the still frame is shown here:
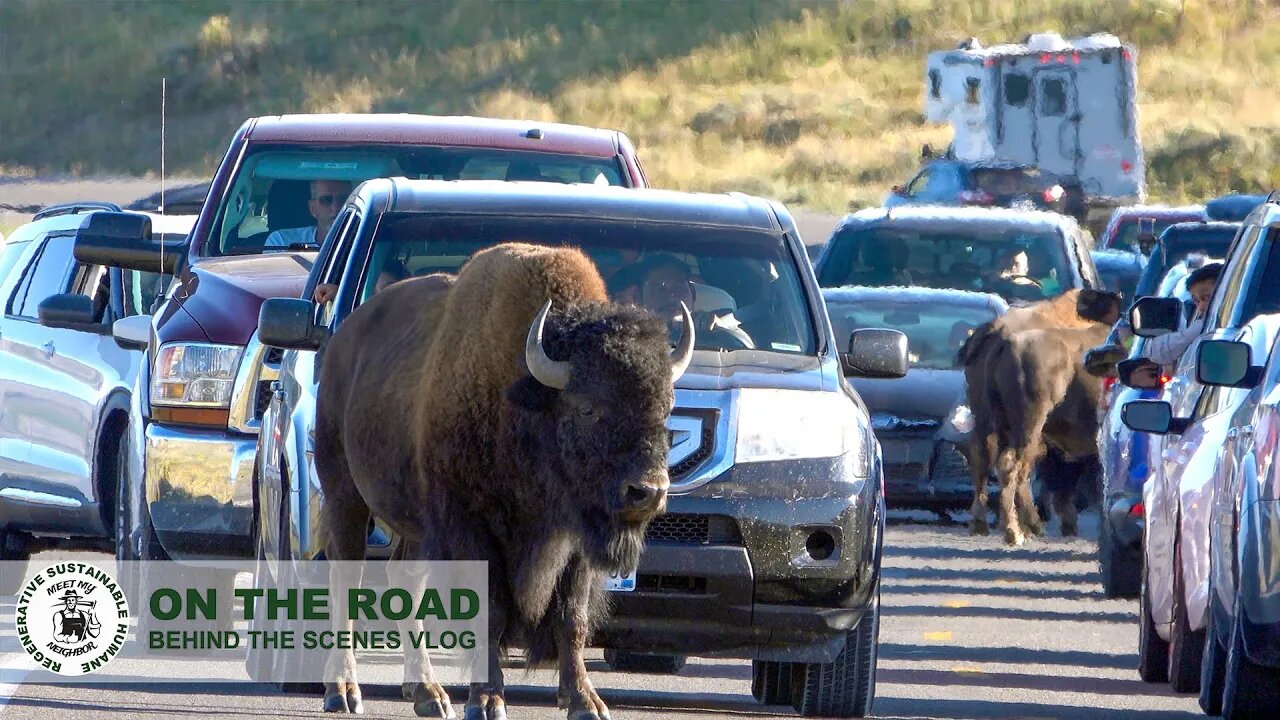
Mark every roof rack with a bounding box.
[33,201,124,222]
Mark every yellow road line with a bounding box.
[922,631,952,641]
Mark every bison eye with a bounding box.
[578,406,596,419]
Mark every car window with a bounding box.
[0,241,30,288]
[8,234,76,319]
[1209,226,1262,330]
[826,299,998,370]
[920,164,964,199]
[318,210,361,327]
[353,213,817,355]
[970,168,1046,196]
[817,224,1073,304]
[905,168,931,196]
[1134,227,1239,299]
[1238,233,1280,324]
[207,146,628,257]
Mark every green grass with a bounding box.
[1,0,1276,214]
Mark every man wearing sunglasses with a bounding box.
[265,179,353,249]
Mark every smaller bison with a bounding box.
[960,289,1120,545]
[313,243,694,718]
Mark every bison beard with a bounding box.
[312,243,690,719]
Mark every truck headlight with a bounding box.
[734,389,870,476]
[150,343,243,408]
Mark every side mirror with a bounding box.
[37,293,95,329]
[891,185,905,196]
[843,328,909,379]
[74,211,184,274]
[1129,296,1182,337]
[1197,339,1260,388]
[1117,358,1163,389]
[111,315,151,350]
[1122,400,1189,435]
[259,298,323,351]
[921,143,934,159]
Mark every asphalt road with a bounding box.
[1,511,1203,719]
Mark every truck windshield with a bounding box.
[355,213,817,355]
[817,224,1074,304]
[1132,227,1238,298]
[206,146,627,257]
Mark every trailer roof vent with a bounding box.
[1025,32,1069,53]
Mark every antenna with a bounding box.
[154,77,168,314]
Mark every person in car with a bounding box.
[620,254,755,349]
[1145,262,1222,366]
[265,179,353,249]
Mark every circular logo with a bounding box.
[15,563,130,676]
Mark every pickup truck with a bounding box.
[73,113,650,562]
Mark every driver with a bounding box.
[998,250,1041,288]
[631,254,755,350]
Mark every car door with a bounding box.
[2,232,126,504]
[0,237,39,486]
[1033,69,1081,178]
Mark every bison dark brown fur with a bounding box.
[312,243,690,719]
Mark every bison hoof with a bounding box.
[464,705,507,720]
[969,518,990,536]
[323,693,363,714]
[1003,529,1025,546]
[1061,522,1078,538]
[413,683,457,718]
[569,713,608,720]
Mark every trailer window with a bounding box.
[1004,74,1030,107]
[1040,78,1067,116]
[929,70,941,100]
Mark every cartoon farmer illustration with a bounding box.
[52,589,100,644]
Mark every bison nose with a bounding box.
[622,480,666,512]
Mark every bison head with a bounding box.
[507,299,694,572]
[1076,288,1124,325]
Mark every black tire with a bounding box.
[1139,578,1171,683]
[1168,556,1204,693]
[1098,513,1142,599]
[112,430,166,619]
[0,530,32,596]
[603,649,686,674]
[1222,598,1280,719]
[1200,602,1228,715]
[751,660,795,705]
[792,588,879,718]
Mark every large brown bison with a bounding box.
[312,243,694,718]
[960,289,1120,545]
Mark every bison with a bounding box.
[312,242,694,718]
[959,289,1120,545]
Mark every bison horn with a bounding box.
[670,301,695,383]
[526,299,572,390]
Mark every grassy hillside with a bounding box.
[1,0,1276,213]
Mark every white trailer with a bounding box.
[924,32,1145,227]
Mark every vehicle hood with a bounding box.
[675,351,836,392]
[169,253,316,345]
[850,368,965,424]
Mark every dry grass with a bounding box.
[0,0,1276,214]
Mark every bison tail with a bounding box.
[957,321,996,366]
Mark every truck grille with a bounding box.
[644,514,742,545]
[635,575,707,595]
[254,381,274,419]
[668,412,716,481]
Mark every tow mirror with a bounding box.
[259,298,323,351]
[843,328,909,379]
[1129,296,1182,338]
[74,211,184,274]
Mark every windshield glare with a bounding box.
[208,147,627,256]
[351,214,816,355]
[827,299,998,370]
[820,226,1073,304]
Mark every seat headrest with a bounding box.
[267,180,314,231]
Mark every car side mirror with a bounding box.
[1117,358,1163,389]
[1129,296,1182,338]
[37,293,95,330]
[921,143,934,159]
[74,211,184,274]
[891,185,905,196]
[1197,339,1261,388]
[843,328,909,379]
[1122,400,1190,435]
[259,298,323,350]
[111,314,151,350]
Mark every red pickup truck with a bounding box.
[74,113,649,561]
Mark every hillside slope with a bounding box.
[1,0,1276,213]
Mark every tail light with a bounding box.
[958,190,995,204]
[1043,185,1065,203]
[1129,501,1144,518]
[1161,375,1171,385]
[1103,376,1117,393]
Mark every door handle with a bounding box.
[1241,425,1255,437]
[42,341,55,357]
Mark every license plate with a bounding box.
[605,570,636,592]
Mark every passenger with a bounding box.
[633,254,754,349]
[311,255,409,305]
[1144,262,1222,367]
[265,179,353,249]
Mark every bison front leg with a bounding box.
[995,449,1033,546]
[554,561,609,720]
[464,603,508,720]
